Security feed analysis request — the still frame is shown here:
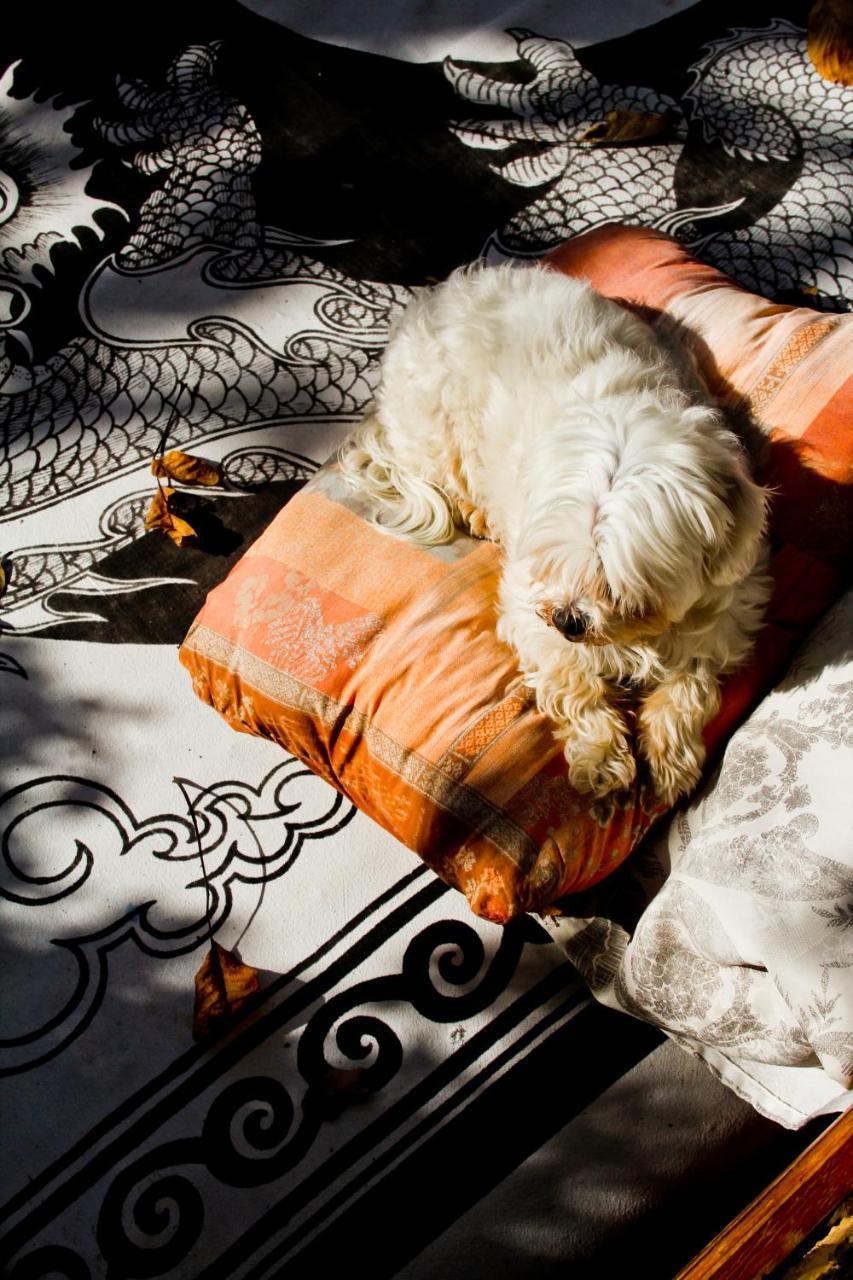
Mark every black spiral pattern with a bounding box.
[202,1076,301,1187]
[86,914,536,1277]
[96,1152,205,1279]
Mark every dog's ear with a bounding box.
[706,464,768,587]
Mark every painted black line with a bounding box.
[197,960,582,1280]
[0,867,439,1253]
[247,984,589,1280]
[271,1006,665,1280]
[0,765,358,1072]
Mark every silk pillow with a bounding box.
[180,226,851,923]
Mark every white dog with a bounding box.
[339,262,770,804]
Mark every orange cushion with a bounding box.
[180,226,852,924]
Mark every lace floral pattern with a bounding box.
[550,590,853,1125]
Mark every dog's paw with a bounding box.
[454,498,492,540]
[638,677,716,806]
[642,741,704,807]
[564,738,637,798]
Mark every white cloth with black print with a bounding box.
[549,588,853,1129]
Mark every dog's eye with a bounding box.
[551,606,588,639]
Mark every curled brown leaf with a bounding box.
[193,940,261,1042]
[151,449,222,487]
[144,486,198,546]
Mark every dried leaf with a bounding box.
[0,563,5,598]
[579,110,670,146]
[192,940,261,1042]
[144,486,198,545]
[152,449,222,486]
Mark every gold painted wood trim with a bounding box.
[675,1108,853,1280]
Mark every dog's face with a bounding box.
[536,586,679,647]
[525,449,768,650]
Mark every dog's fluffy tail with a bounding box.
[337,415,456,545]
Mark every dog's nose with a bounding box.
[551,607,588,640]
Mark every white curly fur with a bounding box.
[339,262,771,803]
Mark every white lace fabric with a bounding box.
[547,589,853,1128]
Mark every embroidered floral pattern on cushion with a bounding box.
[226,563,385,690]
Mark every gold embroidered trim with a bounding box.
[445,694,528,762]
[745,317,840,416]
[184,625,537,870]
[436,692,529,781]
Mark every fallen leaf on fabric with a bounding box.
[144,486,198,545]
[192,940,261,1042]
[151,449,222,486]
[579,110,670,146]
